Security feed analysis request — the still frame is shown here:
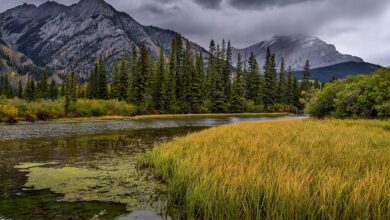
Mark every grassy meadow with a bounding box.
[144,119,390,219]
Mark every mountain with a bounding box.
[0,0,205,80]
[0,40,45,86]
[293,61,382,82]
[232,35,364,71]
[0,1,378,83]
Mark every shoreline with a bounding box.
[0,113,292,126]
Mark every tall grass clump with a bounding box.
[145,119,390,219]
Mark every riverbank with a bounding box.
[144,119,390,219]
[0,113,291,125]
[55,113,291,122]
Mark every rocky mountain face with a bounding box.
[0,40,44,86]
[232,35,364,71]
[0,0,205,81]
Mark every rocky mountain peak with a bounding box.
[75,0,114,17]
[0,0,205,81]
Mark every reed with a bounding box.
[145,119,390,219]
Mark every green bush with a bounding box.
[0,98,138,121]
[25,99,65,120]
[376,101,390,119]
[73,99,138,117]
[306,69,390,119]
[245,100,265,113]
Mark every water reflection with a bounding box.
[0,115,307,141]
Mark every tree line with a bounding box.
[0,34,320,114]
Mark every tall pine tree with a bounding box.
[18,80,23,98]
[97,56,108,99]
[212,44,226,113]
[132,45,149,106]
[247,52,262,105]
[230,53,245,113]
[2,75,12,98]
[49,80,58,100]
[301,60,311,92]
[152,48,166,110]
[277,58,287,104]
[118,54,129,101]
[37,70,49,99]
[263,48,277,107]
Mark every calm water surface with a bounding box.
[0,115,306,220]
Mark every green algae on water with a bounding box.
[15,156,166,211]
[15,162,59,170]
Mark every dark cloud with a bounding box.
[190,0,316,9]
[193,0,222,9]
[137,3,180,16]
[228,0,315,9]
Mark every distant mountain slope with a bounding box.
[0,41,45,86]
[0,41,42,76]
[292,61,382,82]
[232,35,363,70]
[0,0,205,80]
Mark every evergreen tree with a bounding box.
[206,40,217,101]
[230,53,245,113]
[118,54,129,101]
[49,80,58,100]
[18,80,23,98]
[37,70,49,99]
[60,83,66,97]
[247,52,262,105]
[181,41,196,112]
[292,76,301,108]
[286,66,294,105]
[174,35,184,109]
[224,41,232,100]
[212,44,226,113]
[128,46,138,103]
[263,47,277,106]
[165,38,178,110]
[112,61,120,99]
[301,60,311,92]
[132,45,149,106]
[2,75,12,98]
[88,65,98,99]
[192,52,204,111]
[24,77,35,101]
[64,71,77,115]
[97,56,108,99]
[152,48,166,110]
[277,58,287,104]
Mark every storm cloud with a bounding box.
[1,0,389,66]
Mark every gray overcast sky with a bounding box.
[1,0,389,66]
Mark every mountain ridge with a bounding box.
[0,0,205,80]
[293,61,382,82]
[0,0,378,82]
[232,35,364,71]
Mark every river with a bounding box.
[0,115,306,220]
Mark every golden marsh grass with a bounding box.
[145,119,390,219]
